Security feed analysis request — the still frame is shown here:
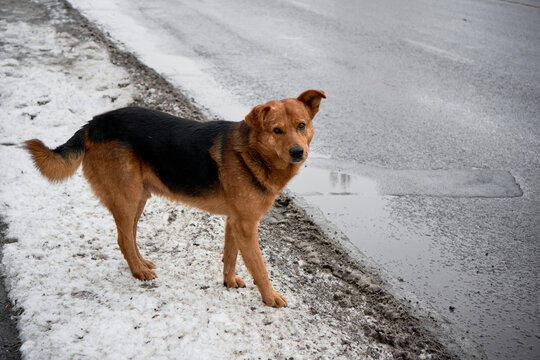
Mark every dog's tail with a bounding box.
[24,127,86,182]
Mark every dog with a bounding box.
[24,89,326,307]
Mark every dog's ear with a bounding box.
[297,89,326,119]
[244,104,271,129]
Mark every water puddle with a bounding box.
[287,159,436,274]
[288,166,379,197]
[288,164,396,261]
[294,157,523,198]
[288,156,522,268]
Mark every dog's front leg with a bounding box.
[222,218,246,288]
[228,217,287,307]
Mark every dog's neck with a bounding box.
[240,150,300,194]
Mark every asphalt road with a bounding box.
[54,0,540,358]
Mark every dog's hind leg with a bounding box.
[222,217,245,288]
[111,199,156,280]
[82,142,156,280]
[133,194,156,270]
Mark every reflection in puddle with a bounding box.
[288,166,378,197]
[329,172,350,194]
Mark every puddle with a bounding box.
[288,165,397,263]
[288,156,523,269]
[296,157,523,198]
[288,166,379,197]
[287,160,435,275]
[377,169,523,197]
[288,157,523,264]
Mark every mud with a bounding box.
[1,0,473,358]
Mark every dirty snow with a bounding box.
[0,11,392,360]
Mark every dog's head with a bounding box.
[244,89,326,167]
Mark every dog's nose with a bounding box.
[289,145,304,162]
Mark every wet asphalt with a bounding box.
[68,0,540,358]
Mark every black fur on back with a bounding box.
[86,107,235,196]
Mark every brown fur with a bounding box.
[25,90,326,307]
[24,139,82,182]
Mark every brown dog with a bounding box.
[25,89,326,307]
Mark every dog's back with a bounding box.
[26,107,235,196]
[87,107,235,195]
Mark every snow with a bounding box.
[0,11,388,360]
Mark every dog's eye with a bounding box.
[297,122,306,130]
[273,128,283,134]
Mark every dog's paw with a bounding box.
[223,275,246,288]
[142,258,157,269]
[262,290,287,308]
[131,266,157,281]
